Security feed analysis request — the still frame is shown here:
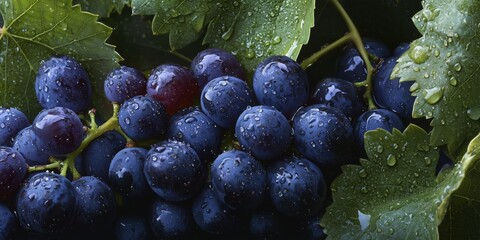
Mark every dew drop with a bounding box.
[449,77,458,86]
[467,107,480,121]
[408,45,430,64]
[386,154,397,166]
[424,157,432,165]
[453,63,462,72]
[358,169,367,178]
[423,87,443,104]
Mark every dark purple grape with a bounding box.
[354,109,405,155]
[248,206,288,239]
[235,106,291,161]
[268,156,327,218]
[373,57,415,121]
[81,130,126,182]
[146,64,199,115]
[292,104,355,168]
[0,203,17,239]
[0,108,29,147]
[310,77,366,121]
[104,66,147,103]
[13,126,50,166]
[393,42,410,57]
[211,150,267,210]
[253,55,309,118]
[109,147,150,199]
[150,198,195,239]
[192,184,244,235]
[144,140,205,201]
[16,172,77,234]
[0,147,27,200]
[114,214,153,240]
[335,38,390,84]
[168,107,222,163]
[71,176,117,234]
[32,107,84,156]
[191,48,245,90]
[201,76,256,129]
[118,96,169,141]
[35,55,91,112]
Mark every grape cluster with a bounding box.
[0,41,451,239]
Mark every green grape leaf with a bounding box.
[321,125,480,239]
[131,0,315,73]
[392,0,480,154]
[0,0,122,119]
[74,0,129,18]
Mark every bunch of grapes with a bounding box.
[0,39,450,239]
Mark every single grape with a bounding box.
[310,77,366,121]
[109,147,150,200]
[104,66,147,103]
[373,57,415,121]
[201,76,256,129]
[71,176,117,234]
[192,184,244,235]
[32,107,84,156]
[0,147,27,200]
[146,64,199,115]
[114,214,153,240]
[248,205,288,239]
[0,202,17,239]
[81,130,126,182]
[268,156,327,218]
[168,107,223,163]
[0,108,29,147]
[16,172,77,234]
[35,55,91,112]
[354,109,405,155]
[335,38,390,84]
[150,198,195,239]
[235,105,291,161]
[292,104,355,168]
[13,126,50,166]
[144,140,205,201]
[191,48,245,90]
[118,96,169,141]
[211,150,267,210]
[253,55,309,118]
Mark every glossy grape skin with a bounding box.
[168,107,223,163]
[81,130,126,182]
[0,108,29,147]
[146,64,199,115]
[0,147,28,200]
[211,150,267,210]
[191,48,245,90]
[201,76,256,129]
[310,77,366,121]
[108,147,150,200]
[292,104,355,168]
[192,184,244,235]
[104,66,147,103]
[373,57,415,121]
[253,55,309,118]
[35,55,91,112]
[393,42,410,57]
[15,172,77,234]
[354,109,405,155]
[268,156,327,218]
[248,206,288,239]
[144,140,205,201]
[32,107,84,156]
[0,203,17,239]
[235,106,291,161]
[150,198,195,239]
[71,176,117,234]
[118,96,169,141]
[114,214,153,240]
[13,126,50,166]
[335,38,390,84]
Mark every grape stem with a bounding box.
[28,160,63,172]
[58,103,125,180]
[300,0,376,110]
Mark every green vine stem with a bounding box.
[300,0,376,110]
[28,103,130,180]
